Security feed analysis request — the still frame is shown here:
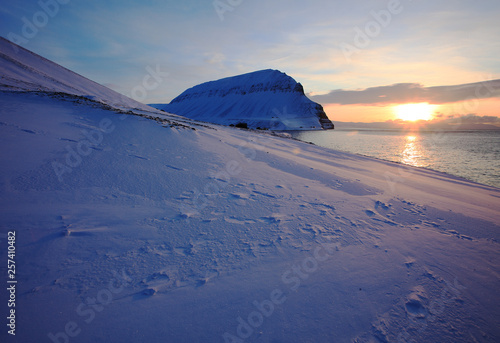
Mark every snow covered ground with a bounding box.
[1,39,500,342]
[1,90,499,342]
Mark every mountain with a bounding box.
[1,39,500,343]
[150,69,334,130]
[0,36,154,112]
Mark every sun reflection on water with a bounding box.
[289,130,500,188]
[401,135,424,167]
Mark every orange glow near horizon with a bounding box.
[323,99,500,124]
[393,103,439,121]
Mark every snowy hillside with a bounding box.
[1,40,500,343]
[0,37,158,113]
[151,69,335,130]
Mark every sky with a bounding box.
[1,0,500,124]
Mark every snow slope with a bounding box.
[151,69,335,130]
[1,41,500,343]
[0,37,157,112]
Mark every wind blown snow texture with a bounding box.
[0,38,499,343]
[150,69,335,130]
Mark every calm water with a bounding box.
[290,129,500,188]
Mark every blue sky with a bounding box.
[1,0,500,121]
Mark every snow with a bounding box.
[0,37,157,113]
[150,69,334,131]
[1,39,500,343]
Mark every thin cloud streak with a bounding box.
[310,80,500,105]
[335,114,500,130]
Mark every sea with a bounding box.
[289,129,500,189]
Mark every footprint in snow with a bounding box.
[165,164,184,171]
[307,203,336,216]
[142,288,157,296]
[228,193,250,200]
[365,210,376,217]
[405,286,428,319]
[364,208,398,226]
[142,272,170,283]
[404,258,416,269]
[251,190,277,199]
[405,298,426,318]
[129,154,148,160]
[259,214,287,224]
[375,200,391,210]
[174,245,195,256]
[224,217,256,225]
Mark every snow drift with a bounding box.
[151,69,335,130]
[1,38,499,343]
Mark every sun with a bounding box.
[393,103,438,121]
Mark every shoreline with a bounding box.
[287,128,500,189]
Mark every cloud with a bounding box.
[204,52,226,65]
[3,0,500,104]
[335,114,500,130]
[310,79,500,105]
[438,114,500,125]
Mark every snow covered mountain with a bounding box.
[1,38,500,343]
[0,37,156,112]
[151,69,335,130]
